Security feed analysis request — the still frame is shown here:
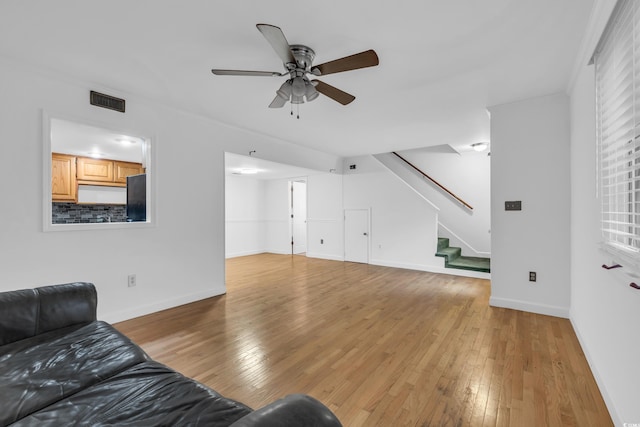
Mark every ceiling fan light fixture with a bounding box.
[291,77,306,97]
[291,95,304,104]
[305,82,319,102]
[276,80,292,100]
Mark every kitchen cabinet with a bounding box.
[114,161,145,184]
[52,154,145,203]
[51,153,77,202]
[77,157,114,183]
[76,158,144,187]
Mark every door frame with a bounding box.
[289,178,308,255]
[344,208,371,263]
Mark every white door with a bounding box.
[291,180,307,254]
[344,209,369,263]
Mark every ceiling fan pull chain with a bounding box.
[297,104,300,120]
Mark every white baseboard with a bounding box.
[306,252,345,261]
[370,258,491,280]
[489,296,569,318]
[569,314,620,426]
[225,249,266,259]
[265,249,292,255]
[101,288,224,324]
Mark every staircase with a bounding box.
[436,238,490,273]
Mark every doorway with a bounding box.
[344,208,369,263]
[290,179,307,255]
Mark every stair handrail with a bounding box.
[392,152,473,210]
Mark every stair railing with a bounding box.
[392,152,473,210]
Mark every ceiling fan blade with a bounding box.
[211,69,283,77]
[256,24,296,65]
[312,80,356,105]
[312,49,379,76]
[269,95,287,108]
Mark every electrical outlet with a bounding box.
[529,272,536,282]
[128,274,137,287]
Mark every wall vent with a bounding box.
[90,91,126,113]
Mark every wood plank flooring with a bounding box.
[114,254,612,426]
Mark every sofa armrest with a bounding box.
[229,394,342,427]
[0,282,97,346]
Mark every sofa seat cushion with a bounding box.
[0,321,148,425]
[11,360,253,427]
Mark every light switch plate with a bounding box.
[505,201,522,211]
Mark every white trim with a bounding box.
[225,249,267,259]
[306,252,345,261]
[101,288,222,324]
[264,249,292,255]
[489,296,569,318]
[567,0,617,93]
[569,315,620,426]
[599,242,640,278]
[370,258,491,280]
[43,110,157,232]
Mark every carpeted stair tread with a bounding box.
[435,236,490,273]
[435,247,461,262]
[447,256,491,273]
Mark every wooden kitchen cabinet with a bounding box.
[52,154,144,194]
[76,157,114,183]
[114,161,145,184]
[51,153,77,202]
[76,158,144,187]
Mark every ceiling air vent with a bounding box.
[90,91,125,113]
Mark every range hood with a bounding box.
[77,185,126,205]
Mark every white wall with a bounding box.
[264,179,292,255]
[0,57,341,323]
[306,173,344,261]
[342,155,448,273]
[489,93,571,318]
[375,149,491,256]
[225,172,343,260]
[568,1,639,423]
[225,175,267,258]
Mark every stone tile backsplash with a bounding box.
[52,203,127,224]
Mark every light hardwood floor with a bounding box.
[115,254,612,426]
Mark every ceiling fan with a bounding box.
[211,24,379,112]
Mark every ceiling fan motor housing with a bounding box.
[289,45,315,71]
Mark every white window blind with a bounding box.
[595,0,640,254]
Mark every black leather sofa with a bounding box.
[0,282,342,426]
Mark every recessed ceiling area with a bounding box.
[0,1,594,157]
[225,152,324,180]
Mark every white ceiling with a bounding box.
[0,1,593,157]
[51,118,145,163]
[225,152,323,180]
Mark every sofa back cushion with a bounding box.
[0,282,97,346]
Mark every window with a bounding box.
[594,0,640,256]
